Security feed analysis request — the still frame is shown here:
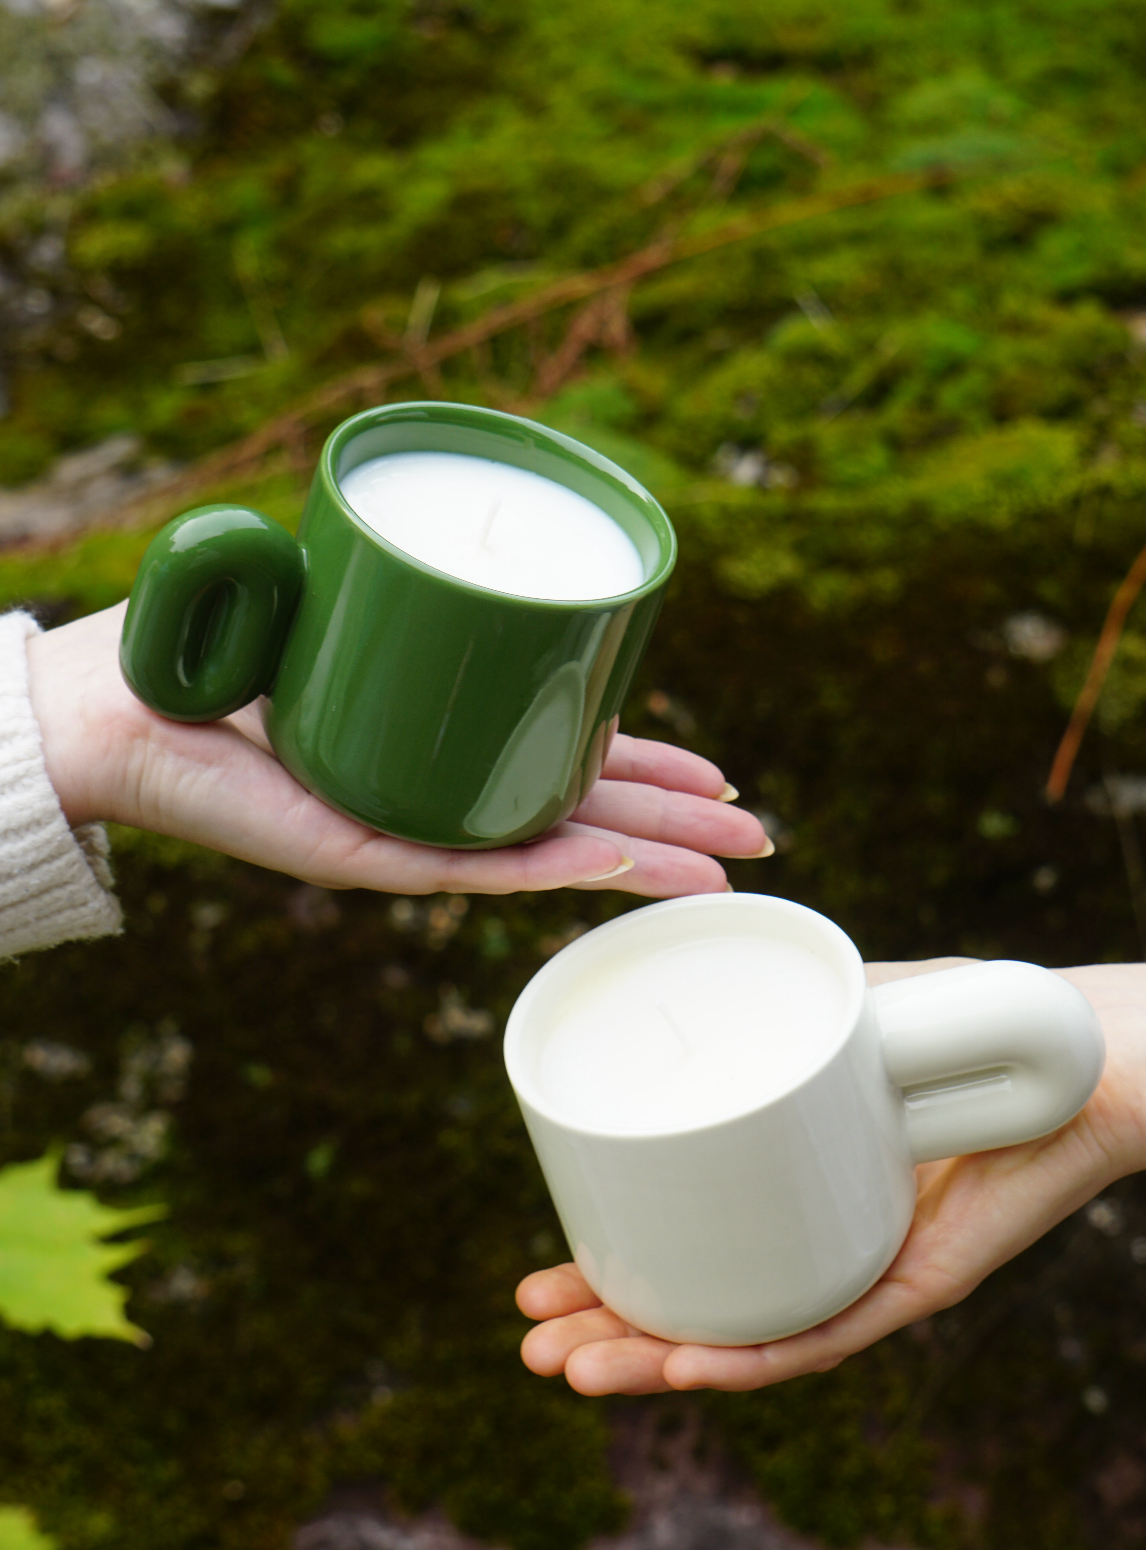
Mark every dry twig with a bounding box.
[1046,538,1146,803]
[531,285,633,398]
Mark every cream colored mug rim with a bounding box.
[503,892,868,1140]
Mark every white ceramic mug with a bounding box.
[504,894,1104,1346]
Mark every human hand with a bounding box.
[516,958,1146,1394]
[26,602,768,896]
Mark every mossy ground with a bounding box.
[3,0,1146,1545]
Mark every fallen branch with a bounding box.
[1046,539,1146,803]
[636,100,829,209]
[532,285,633,398]
[67,165,951,543]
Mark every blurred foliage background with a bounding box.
[3,0,1146,1546]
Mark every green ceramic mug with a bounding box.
[120,402,676,849]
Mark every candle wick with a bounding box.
[656,1002,691,1058]
[478,498,501,548]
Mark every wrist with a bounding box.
[1054,964,1146,1180]
[26,614,104,827]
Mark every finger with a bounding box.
[559,826,730,896]
[520,1305,633,1376]
[571,781,768,858]
[602,734,730,800]
[231,723,760,862]
[565,1335,678,1396]
[516,1263,602,1320]
[664,1342,838,1392]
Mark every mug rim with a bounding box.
[504,892,869,1139]
[318,400,677,610]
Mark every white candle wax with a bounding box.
[339,450,646,601]
[536,936,847,1134]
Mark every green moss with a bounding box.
[709,1354,959,1548]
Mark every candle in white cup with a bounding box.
[536,934,847,1134]
[339,450,645,601]
[506,894,1105,1346]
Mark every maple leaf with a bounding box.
[0,1150,165,1347]
[0,1506,57,1550]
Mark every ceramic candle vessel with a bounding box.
[119,402,676,849]
[504,893,1105,1347]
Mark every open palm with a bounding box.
[517,960,1146,1393]
[27,602,768,896]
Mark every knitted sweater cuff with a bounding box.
[0,611,123,957]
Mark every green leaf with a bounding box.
[0,1506,58,1550]
[0,1151,165,1347]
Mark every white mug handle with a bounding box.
[872,961,1105,1164]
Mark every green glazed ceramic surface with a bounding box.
[121,506,306,720]
[120,402,676,849]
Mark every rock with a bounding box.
[598,1493,808,1549]
[293,1516,413,1550]
[0,0,268,355]
[293,1402,921,1550]
[293,1508,487,1550]
[0,433,176,544]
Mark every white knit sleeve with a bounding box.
[0,611,123,957]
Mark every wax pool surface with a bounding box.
[535,936,847,1134]
[339,451,646,601]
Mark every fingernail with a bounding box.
[718,783,739,802]
[715,834,775,861]
[724,882,735,893]
[581,857,635,883]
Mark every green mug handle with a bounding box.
[120,505,306,722]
